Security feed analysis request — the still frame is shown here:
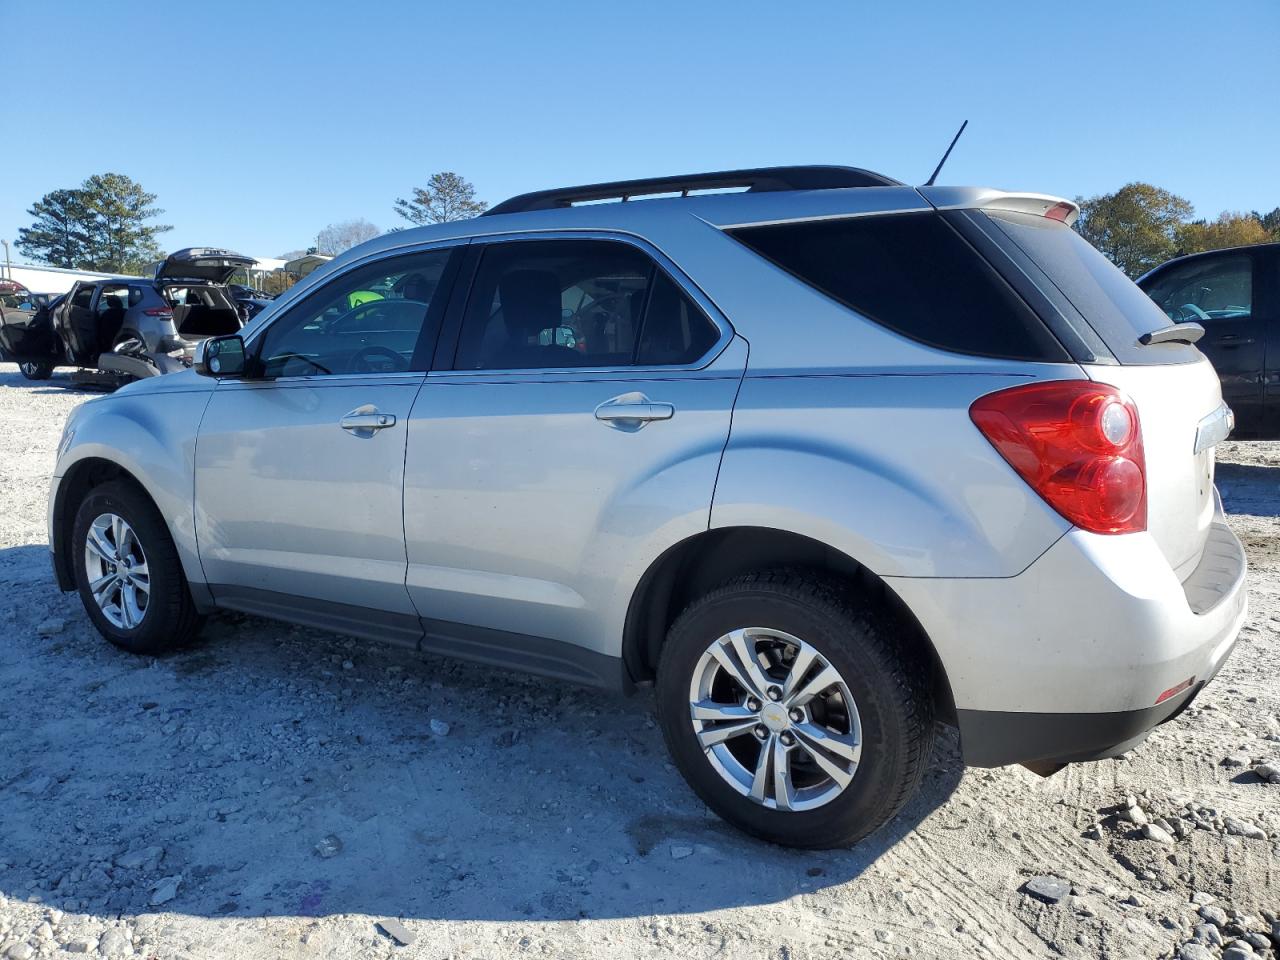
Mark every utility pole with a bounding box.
[0,240,10,282]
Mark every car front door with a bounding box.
[1141,250,1264,432]
[402,236,745,681]
[193,244,462,639]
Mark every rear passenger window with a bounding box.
[637,271,719,365]
[729,212,1069,362]
[453,239,719,370]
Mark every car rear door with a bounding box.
[973,209,1233,577]
[401,235,744,680]
[59,282,99,364]
[193,244,462,639]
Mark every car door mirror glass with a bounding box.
[194,335,247,378]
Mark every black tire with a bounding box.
[656,569,935,849]
[71,480,203,654]
[18,359,54,380]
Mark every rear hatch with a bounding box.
[965,206,1225,577]
[156,247,255,285]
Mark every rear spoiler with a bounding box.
[917,187,1080,226]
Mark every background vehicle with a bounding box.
[3,248,252,384]
[0,283,63,377]
[1139,242,1280,438]
[49,167,1246,849]
[228,283,274,321]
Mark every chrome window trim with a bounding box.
[434,228,735,379]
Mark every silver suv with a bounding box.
[48,167,1247,849]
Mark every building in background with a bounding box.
[2,251,332,297]
[283,253,332,278]
[0,262,137,294]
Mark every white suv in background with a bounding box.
[49,166,1246,848]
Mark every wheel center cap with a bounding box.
[760,702,789,733]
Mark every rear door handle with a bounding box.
[340,407,396,434]
[594,394,675,426]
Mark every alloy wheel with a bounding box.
[688,627,862,812]
[83,513,151,629]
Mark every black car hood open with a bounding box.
[157,248,255,284]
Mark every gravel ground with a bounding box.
[0,361,1277,960]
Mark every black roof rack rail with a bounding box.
[482,165,902,216]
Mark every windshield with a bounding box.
[982,211,1198,364]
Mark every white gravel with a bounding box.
[1,362,1278,960]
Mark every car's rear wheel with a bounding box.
[18,359,54,380]
[656,570,934,848]
[71,481,202,654]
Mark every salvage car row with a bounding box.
[0,249,269,386]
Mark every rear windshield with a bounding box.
[981,211,1196,364]
[728,212,1069,362]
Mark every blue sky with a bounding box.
[4,0,1278,261]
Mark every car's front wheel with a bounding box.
[656,570,935,849]
[71,480,202,654]
[18,359,54,380]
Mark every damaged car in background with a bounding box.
[0,248,255,387]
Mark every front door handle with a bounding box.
[594,393,675,427]
[340,406,396,435]
[1215,334,1253,346]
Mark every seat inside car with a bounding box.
[96,291,127,352]
[492,269,579,368]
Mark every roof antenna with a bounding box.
[924,120,968,186]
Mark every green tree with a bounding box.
[16,173,171,273]
[78,173,172,273]
[15,189,91,268]
[1253,207,1280,239]
[394,171,487,225]
[1176,212,1272,256]
[1074,183,1194,278]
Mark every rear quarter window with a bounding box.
[728,212,1069,362]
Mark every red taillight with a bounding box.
[143,307,173,318]
[970,380,1146,534]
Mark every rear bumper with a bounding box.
[887,496,1246,767]
[955,666,1220,768]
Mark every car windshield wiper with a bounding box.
[1138,322,1205,346]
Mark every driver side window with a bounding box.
[257,248,456,377]
[1143,254,1253,325]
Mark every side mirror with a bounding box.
[193,335,247,378]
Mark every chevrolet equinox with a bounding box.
[48,166,1246,848]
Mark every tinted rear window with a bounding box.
[982,211,1196,365]
[728,212,1069,362]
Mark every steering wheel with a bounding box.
[350,344,409,373]
[1176,302,1210,322]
